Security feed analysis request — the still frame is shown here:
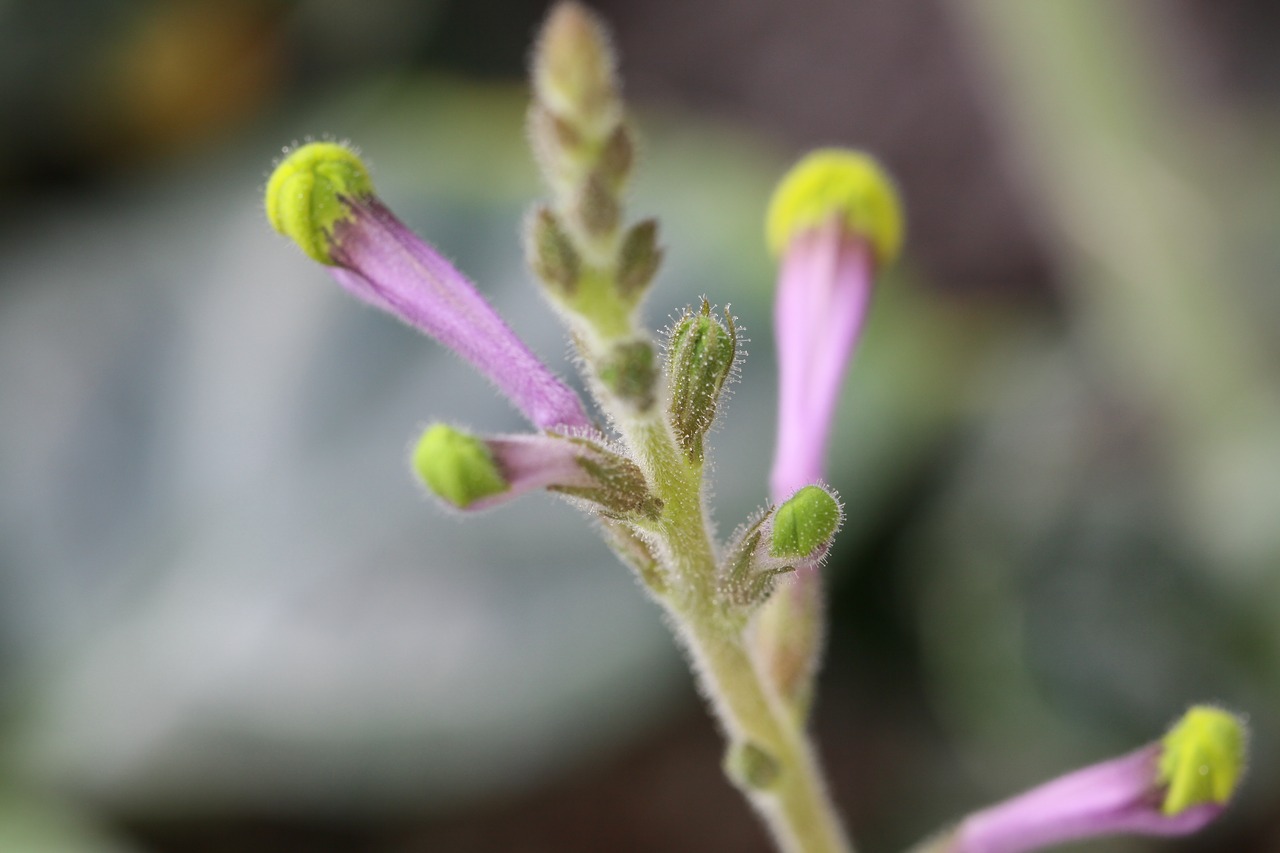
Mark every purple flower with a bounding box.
[764,149,903,502]
[413,424,661,519]
[266,142,591,433]
[939,706,1246,853]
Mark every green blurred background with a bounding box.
[1,0,1277,850]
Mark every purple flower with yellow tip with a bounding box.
[924,705,1247,853]
[764,148,903,502]
[413,423,661,519]
[265,141,591,432]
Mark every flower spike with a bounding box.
[925,705,1247,853]
[766,148,902,501]
[267,142,591,432]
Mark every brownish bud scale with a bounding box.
[598,339,657,411]
[666,300,737,463]
[527,206,581,296]
[616,218,661,301]
[596,123,635,191]
[574,170,621,242]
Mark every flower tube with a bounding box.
[765,148,904,502]
[266,142,591,432]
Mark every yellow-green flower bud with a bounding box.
[765,148,904,266]
[1158,706,1247,816]
[413,424,508,510]
[265,142,374,265]
[666,301,737,462]
[770,485,841,559]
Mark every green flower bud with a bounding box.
[1159,706,1247,816]
[265,141,374,265]
[527,206,582,296]
[769,485,841,559]
[413,424,508,509]
[724,741,781,791]
[666,301,737,462]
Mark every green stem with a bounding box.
[619,413,851,853]
[681,615,852,853]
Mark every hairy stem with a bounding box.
[615,408,851,853]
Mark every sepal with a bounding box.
[526,206,582,297]
[616,218,661,302]
[720,510,795,609]
[598,339,657,412]
[550,435,663,520]
[412,425,660,521]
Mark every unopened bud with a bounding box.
[413,424,508,509]
[532,1,620,138]
[666,301,737,462]
[527,206,581,295]
[616,218,661,300]
[769,485,841,559]
[1159,706,1247,816]
[266,141,374,265]
[724,741,781,791]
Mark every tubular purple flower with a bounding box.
[413,423,661,518]
[266,142,591,432]
[765,149,903,502]
[939,706,1246,853]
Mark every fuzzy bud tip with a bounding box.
[766,148,903,266]
[413,424,509,509]
[266,141,374,265]
[770,485,841,559]
[1158,706,1247,816]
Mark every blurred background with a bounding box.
[1,0,1278,850]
